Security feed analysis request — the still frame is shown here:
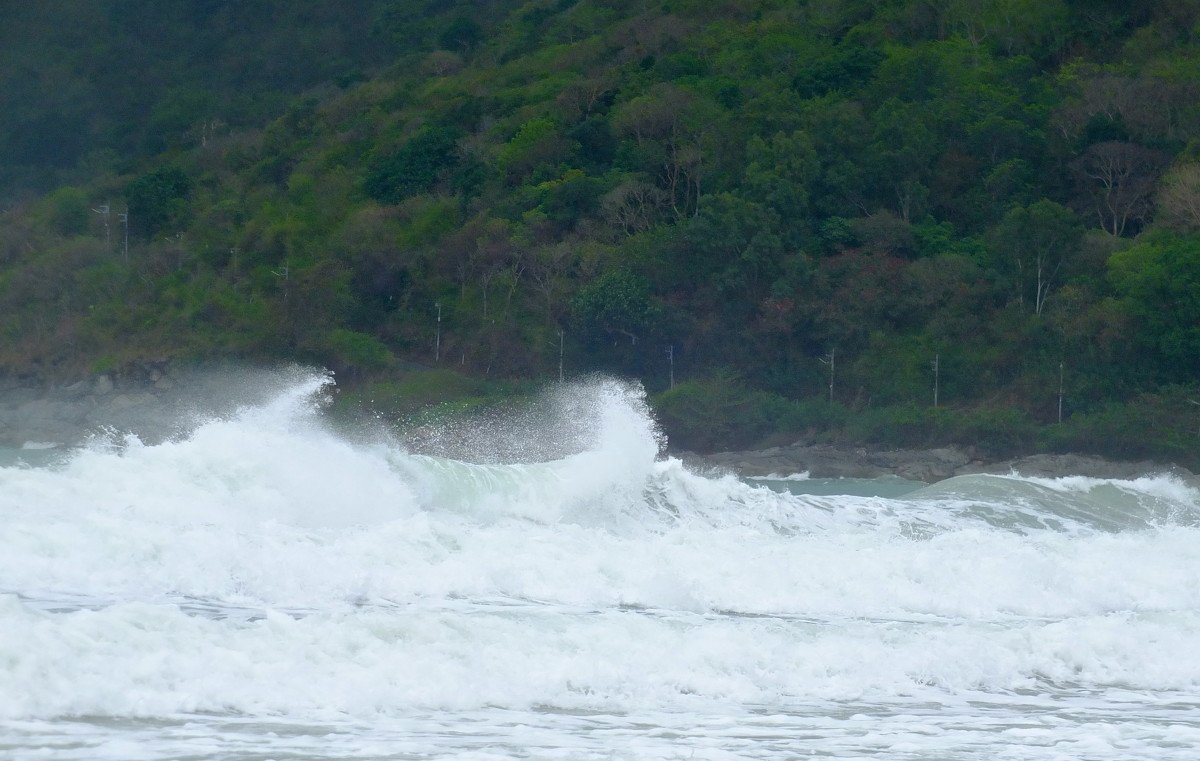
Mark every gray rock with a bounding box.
[61,379,91,397]
[0,387,42,408]
[681,443,1193,483]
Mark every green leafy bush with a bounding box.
[325,329,394,372]
[364,126,462,204]
[654,372,825,452]
[125,167,192,235]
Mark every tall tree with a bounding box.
[1070,141,1167,236]
[990,199,1083,315]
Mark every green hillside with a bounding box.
[4,0,1200,460]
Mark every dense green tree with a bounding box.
[1109,231,1200,382]
[439,16,483,52]
[743,131,819,246]
[125,167,192,236]
[989,200,1083,315]
[364,126,463,204]
[39,187,90,237]
[571,269,657,362]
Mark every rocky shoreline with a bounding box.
[682,442,1197,484]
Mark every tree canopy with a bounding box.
[4,0,1200,459]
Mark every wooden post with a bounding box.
[932,354,940,408]
[435,302,442,363]
[1058,361,1064,423]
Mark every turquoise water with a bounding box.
[0,444,65,469]
[752,474,926,498]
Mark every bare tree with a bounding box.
[601,179,667,236]
[1070,141,1166,236]
[611,84,718,220]
[1053,69,1200,146]
[1156,162,1200,231]
[556,71,618,119]
[527,242,575,322]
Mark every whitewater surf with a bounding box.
[2,370,1199,760]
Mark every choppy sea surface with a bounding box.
[2,371,1199,760]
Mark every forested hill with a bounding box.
[3,0,1200,460]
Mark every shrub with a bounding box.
[654,372,816,452]
[364,126,462,204]
[947,407,1036,457]
[324,329,394,372]
[843,403,933,448]
[1039,388,1200,466]
[40,187,90,236]
[125,167,192,235]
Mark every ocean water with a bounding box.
[2,371,1199,760]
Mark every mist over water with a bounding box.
[2,369,1199,760]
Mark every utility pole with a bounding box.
[272,262,289,302]
[435,301,442,362]
[1058,361,1065,424]
[819,349,836,403]
[932,353,940,408]
[92,201,110,249]
[666,345,675,390]
[117,210,129,264]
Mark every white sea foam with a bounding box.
[747,471,811,481]
[2,369,1199,759]
[3,594,1200,721]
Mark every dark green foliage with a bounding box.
[945,408,1038,457]
[679,193,783,307]
[538,170,603,227]
[834,404,1036,457]
[4,0,1200,461]
[569,117,617,172]
[1040,386,1200,467]
[793,44,883,98]
[1109,231,1200,382]
[125,167,192,236]
[439,17,482,51]
[654,373,812,452]
[988,200,1083,314]
[364,126,462,204]
[571,269,656,347]
[324,328,394,375]
[5,111,90,169]
[843,404,938,449]
[41,188,90,237]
